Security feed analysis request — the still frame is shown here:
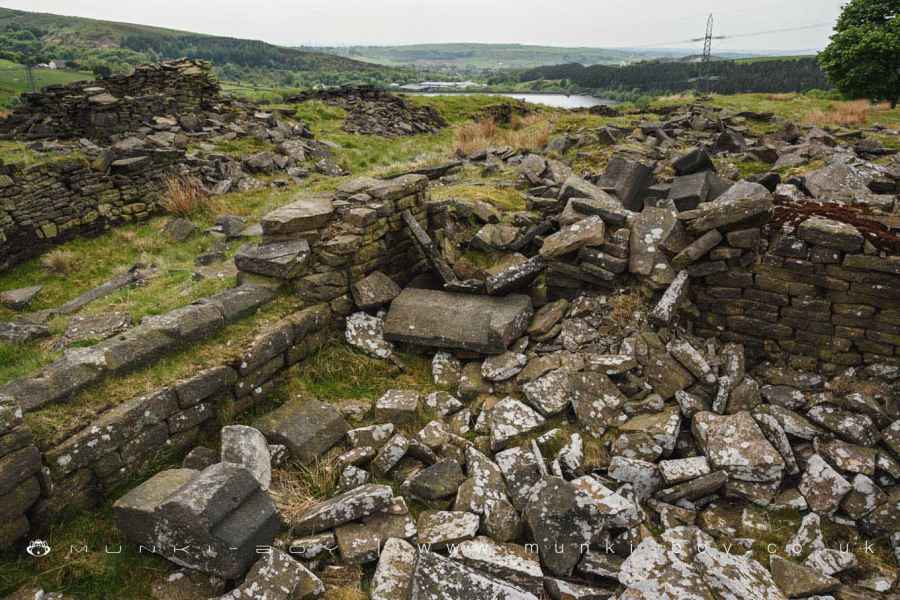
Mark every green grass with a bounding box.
[0,220,238,384]
[286,342,440,405]
[0,59,93,107]
[727,159,774,179]
[405,94,522,124]
[289,99,456,175]
[24,294,297,449]
[432,181,526,212]
[0,507,175,599]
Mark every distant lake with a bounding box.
[406,91,620,109]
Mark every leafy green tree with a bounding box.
[818,0,899,107]
[92,64,112,79]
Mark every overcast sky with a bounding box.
[5,0,844,51]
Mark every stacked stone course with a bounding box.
[0,150,182,270]
[0,60,219,141]
[690,225,900,370]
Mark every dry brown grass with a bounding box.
[162,175,209,217]
[608,289,648,324]
[805,100,884,127]
[269,457,340,525]
[40,249,77,276]
[658,93,695,104]
[324,587,366,600]
[765,93,797,102]
[455,115,552,155]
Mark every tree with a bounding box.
[818,0,899,107]
[92,64,112,79]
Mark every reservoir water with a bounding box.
[406,92,619,109]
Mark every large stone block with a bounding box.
[235,239,310,279]
[383,288,533,354]
[595,156,654,211]
[261,195,334,236]
[113,463,280,579]
[254,400,348,464]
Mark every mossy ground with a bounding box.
[1,92,899,598]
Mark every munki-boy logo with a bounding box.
[25,540,51,557]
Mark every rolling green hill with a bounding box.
[0,58,93,107]
[0,7,410,89]
[319,43,649,69]
[317,43,764,71]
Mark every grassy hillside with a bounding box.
[319,43,651,69]
[318,44,765,71]
[0,58,92,106]
[0,7,410,88]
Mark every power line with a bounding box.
[614,21,833,49]
[699,14,714,95]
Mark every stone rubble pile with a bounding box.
[0,59,219,141]
[101,279,899,598]
[288,86,447,137]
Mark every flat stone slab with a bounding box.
[693,411,785,482]
[234,239,310,279]
[254,400,348,464]
[416,510,480,548]
[345,312,393,359]
[411,551,539,599]
[0,320,50,344]
[371,538,416,600]
[292,484,394,535]
[216,548,323,599]
[60,312,132,346]
[539,216,605,259]
[261,195,334,236]
[383,288,533,354]
[680,181,773,234]
[0,286,42,310]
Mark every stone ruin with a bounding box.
[1,92,899,599]
[0,60,343,271]
[0,59,220,141]
[288,86,447,137]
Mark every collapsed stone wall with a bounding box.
[0,149,183,271]
[0,175,430,546]
[0,60,219,141]
[287,86,447,137]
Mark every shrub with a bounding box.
[41,249,77,275]
[454,116,552,155]
[161,175,208,217]
[805,99,878,127]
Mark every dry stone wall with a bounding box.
[1,175,431,547]
[0,60,219,141]
[689,223,900,371]
[0,149,182,271]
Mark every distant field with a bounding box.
[0,59,93,107]
[735,55,816,64]
[318,43,666,69]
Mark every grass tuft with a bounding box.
[805,100,880,128]
[161,175,209,217]
[40,249,78,276]
[269,457,340,525]
[454,115,551,155]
